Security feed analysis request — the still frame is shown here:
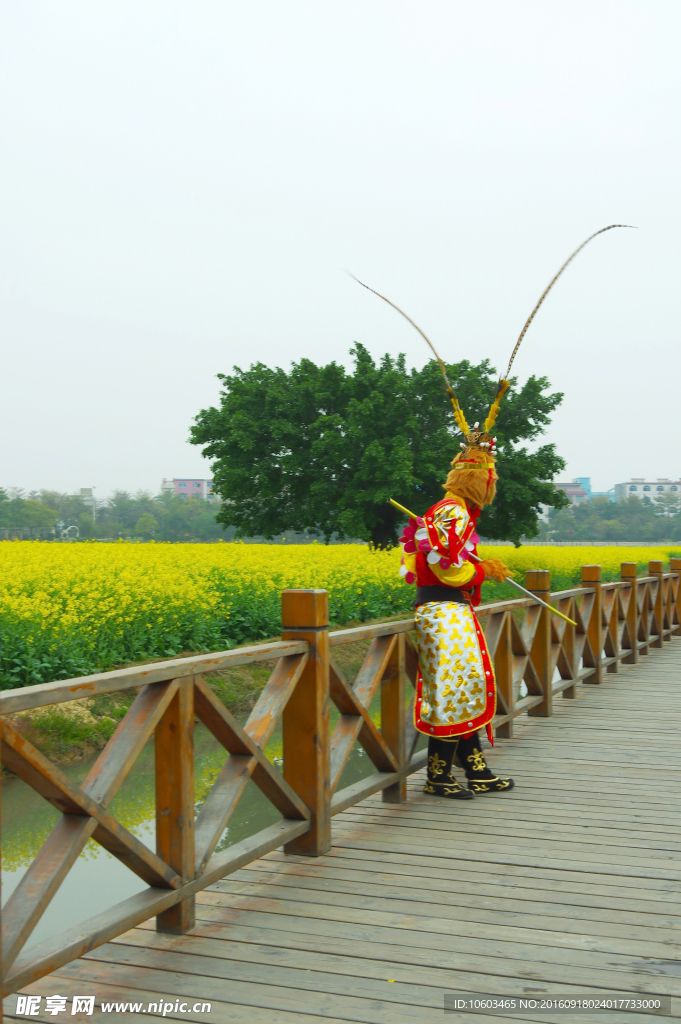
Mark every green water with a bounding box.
[1,721,381,952]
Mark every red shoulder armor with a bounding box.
[422,497,475,563]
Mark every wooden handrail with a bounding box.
[0,639,309,715]
[1,563,680,997]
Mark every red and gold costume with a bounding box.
[358,226,629,798]
[398,432,515,799]
[400,494,496,742]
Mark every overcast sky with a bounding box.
[1,1,679,498]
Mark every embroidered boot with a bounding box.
[424,737,474,800]
[456,732,515,793]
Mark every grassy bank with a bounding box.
[3,625,376,765]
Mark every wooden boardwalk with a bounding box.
[6,638,680,1023]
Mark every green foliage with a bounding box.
[135,513,158,539]
[88,690,136,721]
[77,514,96,539]
[652,491,681,517]
[0,496,58,534]
[1,490,90,537]
[97,491,225,542]
[9,690,136,760]
[190,344,568,547]
[206,663,276,720]
[150,492,226,542]
[33,490,91,523]
[545,495,681,542]
[0,487,227,543]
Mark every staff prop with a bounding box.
[389,498,577,627]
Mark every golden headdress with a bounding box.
[351,224,634,463]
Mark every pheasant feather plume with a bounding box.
[350,223,634,446]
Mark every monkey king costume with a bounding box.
[399,418,515,799]
[355,224,632,799]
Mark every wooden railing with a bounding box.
[478,559,681,737]
[1,562,680,997]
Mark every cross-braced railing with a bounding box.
[478,559,681,738]
[1,563,680,997]
[0,590,424,997]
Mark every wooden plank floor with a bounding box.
[5,640,681,1023]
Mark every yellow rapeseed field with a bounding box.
[0,540,677,688]
[486,545,678,589]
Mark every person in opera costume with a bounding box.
[355,225,631,800]
[399,427,514,800]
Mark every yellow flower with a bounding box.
[0,540,676,686]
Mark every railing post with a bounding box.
[649,560,664,648]
[155,677,195,934]
[281,589,331,856]
[604,583,620,675]
[526,570,552,717]
[620,563,639,664]
[493,612,514,735]
[670,558,681,638]
[582,565,603,684]
[560,597,577,699]
[381,633,407,804]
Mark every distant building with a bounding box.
[555,478,590,506]
[614,478,681,502]
[554,477,615,506]
[161,478,218,501]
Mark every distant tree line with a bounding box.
[5,486,679,545]
[0,488,229,542]
[541,493,681,542]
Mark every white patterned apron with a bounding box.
[414,600,496,738]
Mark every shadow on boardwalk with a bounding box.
[5,640,681,1024]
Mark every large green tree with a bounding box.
[190,345,568,547]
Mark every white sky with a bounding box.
[1,1,679,498]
